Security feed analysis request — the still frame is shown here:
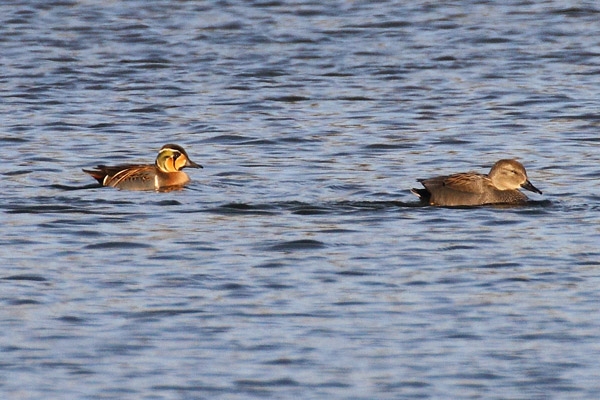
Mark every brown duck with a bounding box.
[83,144,202,191]
[411,159,542,206]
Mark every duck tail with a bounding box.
[411,187,430,203]
[82,168,106,185]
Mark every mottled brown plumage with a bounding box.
[411,159,542,206]
[83,144,202,191]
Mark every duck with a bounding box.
[83,144,202,191]
[411,159,542,206]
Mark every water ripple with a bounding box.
[2,1,600,398]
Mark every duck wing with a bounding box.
[83,164,154,187]
[413,172,494,206]
[435,172,491,194]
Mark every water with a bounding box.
[2,1,600,398]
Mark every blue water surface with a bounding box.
[2,1,600,399]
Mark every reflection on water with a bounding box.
[2,1,600,398]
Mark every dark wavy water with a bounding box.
[2,1,600,398]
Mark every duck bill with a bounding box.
[521,180,542,194]
[185,159,203,169]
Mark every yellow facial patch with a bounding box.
[166,155,177,171]
[174,154,188,170]
[156,149,176,172]
[156,147,191,172]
